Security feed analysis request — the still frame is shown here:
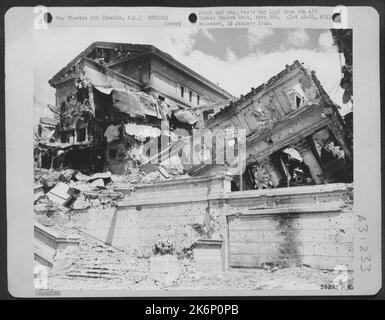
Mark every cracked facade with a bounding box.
[190,60,353,191]
[34,41,354,277]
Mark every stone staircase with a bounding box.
[52,230,147,284]
[65,241,125,280]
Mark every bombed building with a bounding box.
[34,41,354,285]
[189,60,353,190]
[36,42,233,174]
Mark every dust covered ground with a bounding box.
[46,227,353,292]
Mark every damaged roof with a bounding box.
[49,42,234,99]
[205,60,323,125]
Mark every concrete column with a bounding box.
[38,151,42,168]
[292,138,325,184]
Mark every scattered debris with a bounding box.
[90,178,105,188]
[45,226,354,291]
[58,169,76,182]
[47,182,75,206]
[154,239,175,255]
[34,168,126,215]
[34,42,354,290]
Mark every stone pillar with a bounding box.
[292,138,325,184]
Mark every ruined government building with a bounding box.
[35,42,353,271]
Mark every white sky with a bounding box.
[34,27,352,123]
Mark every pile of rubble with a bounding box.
[35,168,121,214]
[34,162,189,217]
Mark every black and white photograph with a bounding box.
[2,5,382,299]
